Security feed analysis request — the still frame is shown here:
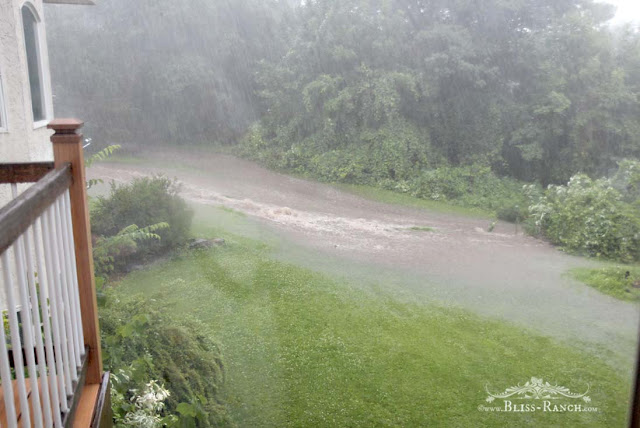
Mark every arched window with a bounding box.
[21,4,48,124]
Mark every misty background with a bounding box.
[45,0,640,186]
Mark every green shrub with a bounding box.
[93,223,170,277]
[527,173,640,262]
[409,164,528,220]
[100,292,231,427]
[496,204,527,223]
[237,125,528,220]
[238,120,431,185]
[92,176,193,260]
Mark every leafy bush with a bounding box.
[91,176,193,270]
[527,171,640,262]
[408,164,528,220]
[93,223,170,277]
[306,121,430,183]
[238,125,526,220]
[100,292,231,427]
[239,120,431,185]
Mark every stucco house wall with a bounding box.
[0,0,54,164]
[0,0,57,309]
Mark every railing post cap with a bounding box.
[48,118,84,133]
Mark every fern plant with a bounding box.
[85,144,121,189]
[93,222,169,277]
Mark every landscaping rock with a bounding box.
[189,238,214,250]
[189,238,226,250]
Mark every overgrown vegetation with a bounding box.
[242,126,640,261]
[572,266,640,302]
[88,172,225,426]
[91,177,193,276]
[239,129,529,221]
[100,293,231,427]
[527,160,640,262]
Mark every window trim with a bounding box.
[20,2,52,128]
[0,72,7,133]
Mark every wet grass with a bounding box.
[572,265,640,302]
[219,206,246,217]
[408,226,435,232]
[334,183,494,218]
[112,205,632,427]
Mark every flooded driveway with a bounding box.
[89,150,640,371]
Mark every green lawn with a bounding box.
[112,206,631,427]
[572,265,640,302]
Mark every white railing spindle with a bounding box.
[24,226,54,428]
[0,307,17,428]
[52,199,78,384]
[11,184,44,428]
[56,196,81,369]
[41,207,70,411]
[32,219,64,428]
[62,191,84,360]
[0,250,31,428]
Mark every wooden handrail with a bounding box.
[630,324,640,427]
[0,164,71,255]
[91,373,112,428]
[0,162,55,183]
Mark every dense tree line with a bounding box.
[250,0,640,185]
[46,0,639,186]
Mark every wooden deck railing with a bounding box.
[0,119,108,428]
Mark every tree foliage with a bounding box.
[250,0,639,184]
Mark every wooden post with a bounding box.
[48,118,103,384]
[631,323,640,428]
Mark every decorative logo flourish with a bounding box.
[485,377,590,403]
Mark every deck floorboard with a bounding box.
[0,377,65,427]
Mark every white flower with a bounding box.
[124,381,171,427]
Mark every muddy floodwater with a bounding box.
[89,149,640,372]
